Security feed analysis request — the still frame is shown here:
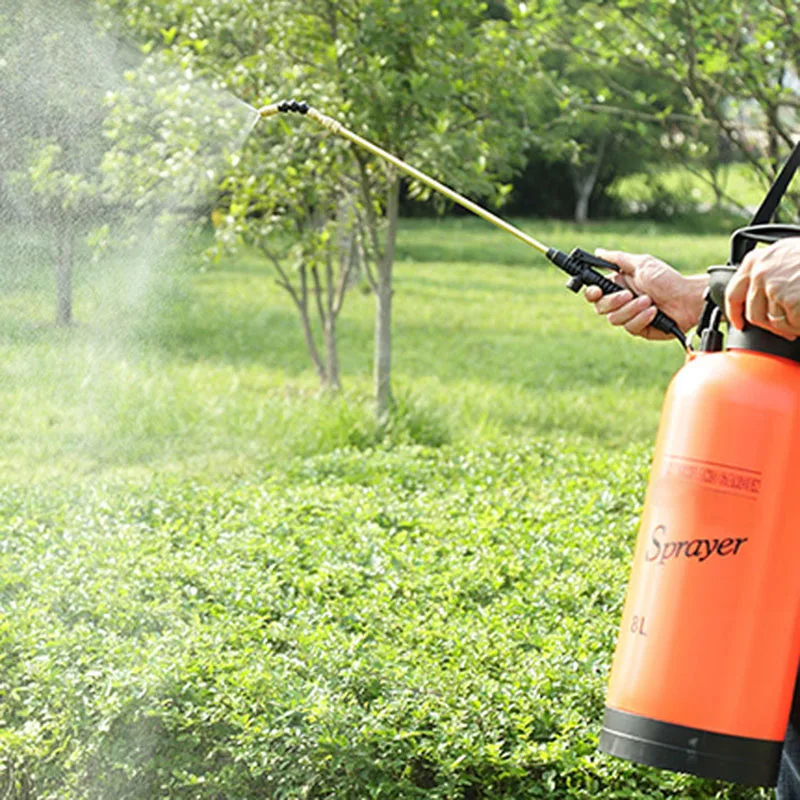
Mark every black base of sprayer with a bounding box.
[600,708,782,787]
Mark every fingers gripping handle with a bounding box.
[547,247,687,349]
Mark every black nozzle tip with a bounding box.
[279,99,309,114]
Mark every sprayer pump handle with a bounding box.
[547,247,686,347]
[707,225,800,309]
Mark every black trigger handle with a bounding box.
[546,247,687,349]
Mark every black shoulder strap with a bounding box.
[749,140,800,225]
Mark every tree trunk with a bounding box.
[710,167,724,210]
[574,178,593,225]
[300,311,327,387]
[571,136,608,225]
[297,265,327,386]
[374,281,392,417]
[55,231,74,326]
[324,318,340,391]
[374,179,400,420]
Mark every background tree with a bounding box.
[97,2,360,391]
[0,0,123,325]
[509,4,699,222]
[518,0,800,217]
[247,0,532,417]
[217,125,361,391]
[102,0,531,418]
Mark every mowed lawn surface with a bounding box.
[1,217,722,475]
[0,219,767,798]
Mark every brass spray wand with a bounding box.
[258,100,688,351]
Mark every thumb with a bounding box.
[595,248,641,277]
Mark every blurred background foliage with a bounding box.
[4,0,794,229]
[5,0,794,403]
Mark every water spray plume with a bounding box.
[257,100,689,351]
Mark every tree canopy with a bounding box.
[517,0,800,214]
[100,0,533,413]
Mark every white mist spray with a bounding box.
[0,0,260,473]
[0,5,264,790]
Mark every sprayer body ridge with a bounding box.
[600,348,800,786]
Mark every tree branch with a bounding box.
[354,215,378,292]
[264,247,301,307]
[325,248,335,319]
[679,160,756,216]
[354,153,382,292]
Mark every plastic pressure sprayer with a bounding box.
[600,141,800,788]
[259,100,800,788]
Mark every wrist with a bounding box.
[681,274,710,330]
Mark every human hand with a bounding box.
[583,249,707,341]
[725,238,800,341]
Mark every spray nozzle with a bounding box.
[257,99,310,120]
[279,99,310,114]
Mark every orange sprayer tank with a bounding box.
[599,252,800,786]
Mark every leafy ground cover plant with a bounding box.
[0,443,767,798]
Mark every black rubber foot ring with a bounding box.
[599,707,783,787]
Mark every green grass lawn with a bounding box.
[0,218,767,798]
[0,216,728,479]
